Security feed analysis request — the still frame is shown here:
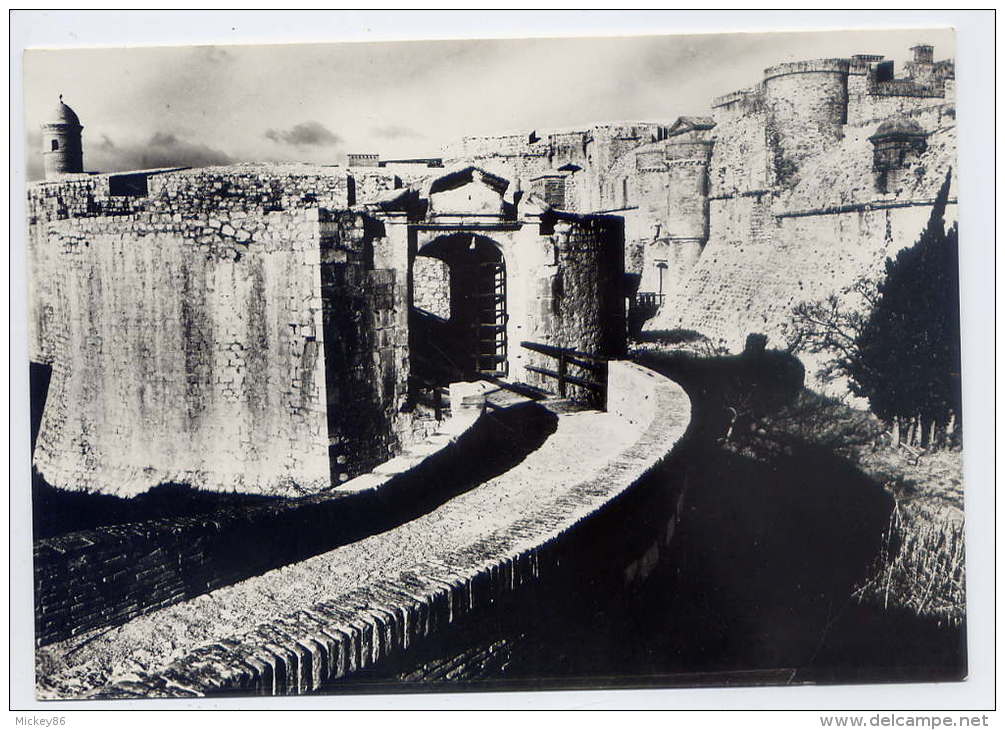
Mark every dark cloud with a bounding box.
[372,124,424,140]
[84,131,234,173]
[135,132,233,169]
[264,121,341,147]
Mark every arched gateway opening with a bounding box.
[410,233,508,385]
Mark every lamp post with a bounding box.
[655,261,668,302]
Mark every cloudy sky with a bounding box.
[22,27,953,180]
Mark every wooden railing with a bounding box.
[628,292,664,338]
[634,291,664,310]
[520,340,608,402]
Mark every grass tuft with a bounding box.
[852,477,966,628]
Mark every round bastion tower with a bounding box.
[762,59,850,187]
[41,96,84,180]
[663,139,713,244]
[649,139,712,298]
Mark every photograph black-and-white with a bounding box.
[13,12,990,709]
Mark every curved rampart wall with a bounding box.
[33,402,485,648]
[64,362,692,698]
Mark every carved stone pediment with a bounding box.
[426,166,511,218]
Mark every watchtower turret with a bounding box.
[869,116,928,193]
[41,96,83,180]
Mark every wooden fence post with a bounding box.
[558,352,568,397]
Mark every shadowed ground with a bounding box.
[341,347,964,690]
[30,382,557,542]
[632,348,964,683]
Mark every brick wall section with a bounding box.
[350,169,401,205]
[321,208,417,478]
[31,201,331,497]
[32,492,354,648]
[847,62,954,124]
[849,85,953,125]
[147,165,351,211]
[320,212,407,479]
[28,177,147,364]
[28,164,398,366]
[75,362,690,698]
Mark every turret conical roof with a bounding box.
[49,96,81,126]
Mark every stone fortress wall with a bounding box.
[28,164,426,497]
[23,41,962,697]
[436,44,956,393]
[656,45,957,389]
[28,42,956,496]
[29,159,626,497]
[442,122,675,214]
[29,167,362,497]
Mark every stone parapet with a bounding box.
[712,88,757,109]
[762,58,851,81]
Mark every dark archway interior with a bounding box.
[411,233,507,384]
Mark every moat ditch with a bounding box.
[328,347,965,693]
[29,361,558,541]
[29,352,965,690]
[32,398,562,648]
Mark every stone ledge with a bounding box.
[332,396,482,496]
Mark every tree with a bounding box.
[785,278,879,385]
[788,170,961,447]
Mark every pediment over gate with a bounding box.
[668,116,716,137]
[425,166,511,218]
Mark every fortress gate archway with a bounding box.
[410,232,508,383]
